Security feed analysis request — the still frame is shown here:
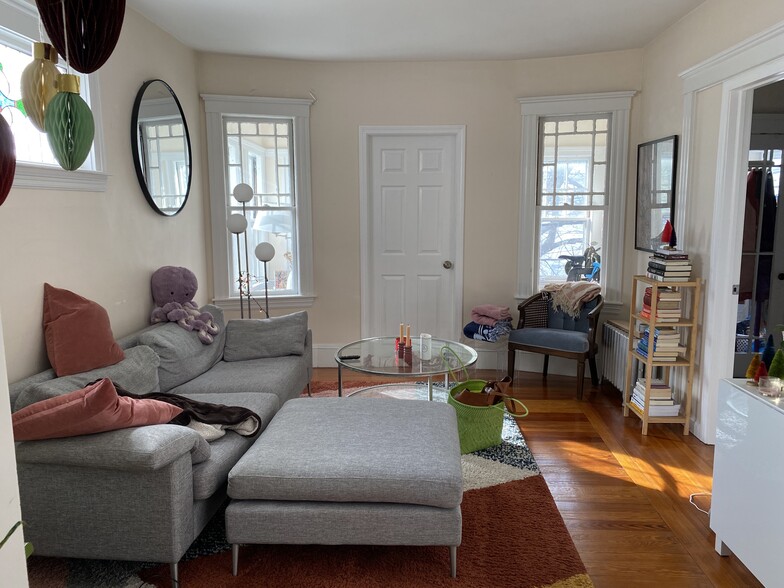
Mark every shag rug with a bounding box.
[26,386,593,588]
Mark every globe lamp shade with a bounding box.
[227,213,248,234]
[255,242,276,263]
[20,42,59,132]
[35,0,126,74]
[232,182,254,203]
[45,74,95,171]
[0,115,16,206]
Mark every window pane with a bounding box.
[595,118,608,132]
[576,119,593,132]
[542,135,555,164]
[276,123,289,136]
[541,164,555,194]
[538,209,604,289]
[558,120,575,134]
[259,123,275,135]
[593,164,606,193]
[543,121,556,134]
[226,121,239,134]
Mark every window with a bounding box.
[517,92,634,306]
[0,0,106,191]
[203,95,314,310]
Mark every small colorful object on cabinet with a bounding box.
[20,42,59,132]
[45,74,94,171]
[755,361,768,383]
[35,0,126,74]
[761,334,776,370]
[661,220,673,247]
[767,348,784,379]
[745,353,761,381]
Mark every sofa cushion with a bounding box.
[223,311,307,361]
[12,378,182,441]
[169,354,310,407]
[508,327,590,353]
[138,306,226,392]
[14,345,161,411]
[42,283,125,377]
[185,391,279,500]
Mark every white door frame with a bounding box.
[680,21,784,442]
[359,125,466,339]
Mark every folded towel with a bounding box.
[471,304,512,326]
[463,320,512,342]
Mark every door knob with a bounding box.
[443,260,453,269]
[778,273,784,281]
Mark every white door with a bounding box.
[360,127,465,341]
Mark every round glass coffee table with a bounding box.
[334,336,478,400]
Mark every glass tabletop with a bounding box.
[335,336,477,377]
[347,383,450,401]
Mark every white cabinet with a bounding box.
[710,378,784,588]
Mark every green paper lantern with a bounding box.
[44,74,94,171]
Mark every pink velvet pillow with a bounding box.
[12,378,182,441]
[43,283,125,377]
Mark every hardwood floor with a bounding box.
[311,367,762,587]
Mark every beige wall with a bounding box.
[0,10,207,382]
[198,51,643,348]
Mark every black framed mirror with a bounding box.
[131,79,192,216]
[635,135,678,252]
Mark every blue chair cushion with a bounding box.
[508,328,590,354]
[547,296,599,332]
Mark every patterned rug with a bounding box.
[26,388,593,588]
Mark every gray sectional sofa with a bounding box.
[8,305,312,585]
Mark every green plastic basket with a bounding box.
[447,382,505,454]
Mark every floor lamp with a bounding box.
[227,212,249,319]
[255,242,275,318]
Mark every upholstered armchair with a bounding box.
[507,291,603,399]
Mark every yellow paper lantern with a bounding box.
[20,42,59,132]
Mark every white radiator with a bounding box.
[602,321,637,394]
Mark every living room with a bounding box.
[2,0,784,586]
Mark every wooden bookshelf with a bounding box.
[623,275,702,435]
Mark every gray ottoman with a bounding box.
[226,397,463,577]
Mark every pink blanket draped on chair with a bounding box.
[471,304,512,326]
[542,282,601,318]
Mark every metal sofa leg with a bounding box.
[170,562,179,588]
[543,354,550,377]
[232,543,240,576]
[450,545,457,578]
[307,382,312,397]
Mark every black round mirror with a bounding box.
[131,79,192,216]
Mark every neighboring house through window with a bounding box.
[516,92,634,307]
[0,0,106,191]
[203,95,315,311]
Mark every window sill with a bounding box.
[212,295,316,314]
[12,163,108,192]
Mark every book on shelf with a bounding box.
[648,256,692,267]
[639,309,680,322]
[630,395,681,416]
[652,249,689,260]
[635,346,679,361]
[635,379,673,398]
[647,272,692,282]
[647,267,692,279]
[642,299,681,310]
[632,389,675,406]
[644,286,682,301]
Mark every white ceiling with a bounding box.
[127,0,706,62]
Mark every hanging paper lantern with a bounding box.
[45,74,94,171]
[20,42,59,132]
[35,0,126,74]
[0,115,16,206]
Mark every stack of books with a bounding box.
[630,378,681,416]
[636,326,685,361]
[640,287,682,322]
[647,249,692,282]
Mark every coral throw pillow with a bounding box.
[12,378,183,441]
[43,283,125,376]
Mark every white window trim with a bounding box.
[516,91,635,308]
[0,0,108,192]
[202,94,315,309]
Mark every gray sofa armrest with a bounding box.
[15,424,210,471]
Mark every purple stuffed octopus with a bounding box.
[150,266,220,344]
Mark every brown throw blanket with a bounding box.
[112,383,261,437]
[542,282,601,318]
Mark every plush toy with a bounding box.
[150,266,220,344]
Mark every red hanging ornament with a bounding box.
[35,0,126,74]
[0,115,16,207]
